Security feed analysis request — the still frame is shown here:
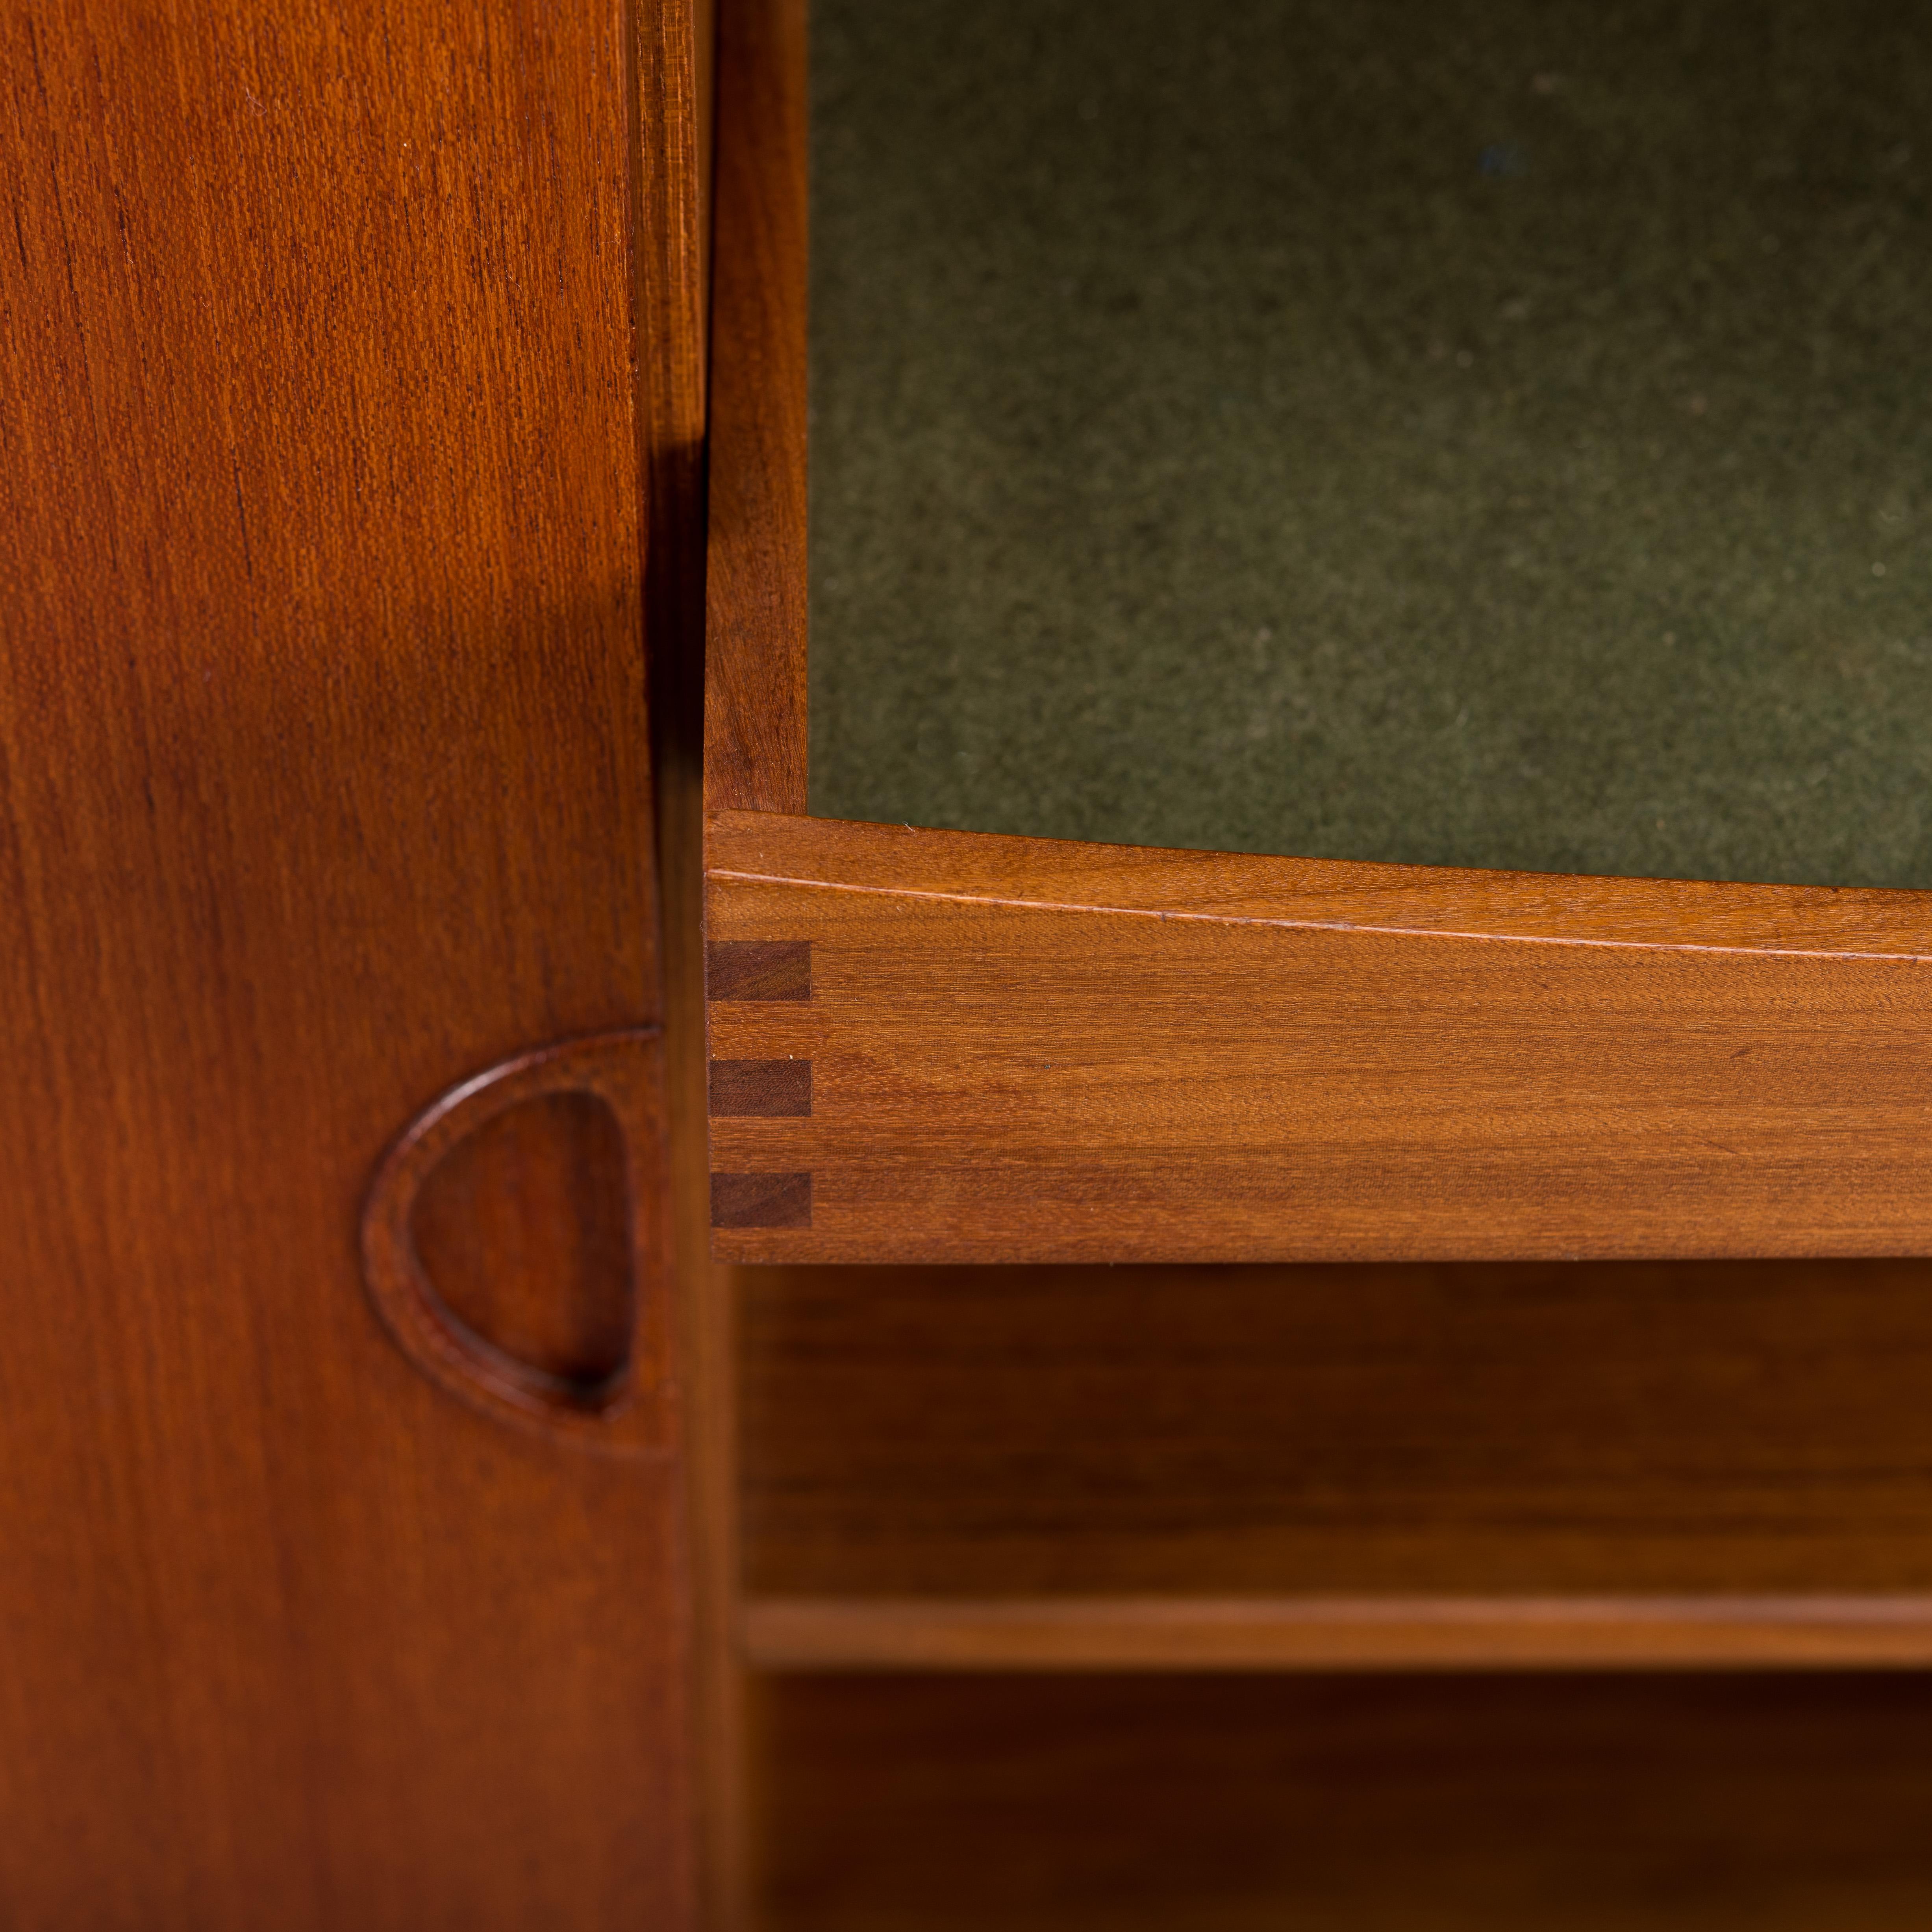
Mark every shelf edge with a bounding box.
[741,1595,1932,1672]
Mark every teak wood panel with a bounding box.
[704,0,807,814]
[739,1255,1932,1668]
[761,1674,1932,1932]
[742,1597,1932,1671]
[1,0,708,1925]
[705,812,1932,1263]
[635,4,748,1920]
[741,1259,1932,1602]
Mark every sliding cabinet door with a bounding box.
[0,1,706,1924]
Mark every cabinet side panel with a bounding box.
[703,0,809,812]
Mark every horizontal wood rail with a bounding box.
[741,1596,1932,1672]
[710,810,1932,956]
[705,810,1932,1263]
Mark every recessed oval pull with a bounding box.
[360,1030,670,1456]
[411,1087,633,1405]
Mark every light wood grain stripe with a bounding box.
[742,1596,1932,1671]
[709,811,1932,961]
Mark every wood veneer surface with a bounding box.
[706,813,1932,1264]
[0,0,708,1923]
[743,1259,1932,1600]
[706,0,808,813]
[743,1594,1932,1671]
[713,808,1932,951]
[760,1673,1932,1931]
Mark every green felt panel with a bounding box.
[808,0,1932,885]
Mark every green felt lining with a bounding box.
[809,0,1932,886]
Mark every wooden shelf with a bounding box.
[742,1595,1932,1672]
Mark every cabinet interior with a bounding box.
[808,0,1932,887]
[742,1257,1932,1604]
[756,1670,1932,1931]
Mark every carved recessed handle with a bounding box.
[361,1030,671,1456]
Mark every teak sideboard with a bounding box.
[11,0,1932,1927]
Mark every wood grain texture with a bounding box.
[707,811,1932,1262]
[0,1,701,1924]
[742,1256,1932,1666]
[761,1673,1932,1931]
[708,938,813,1000]
[713,808,1932,955]
[741,1258,1932,1601]
[703,0,808,812]
[661,798,755,1932]
[712,1170,813,1228]
[635,2,747,1924]
[638,0,714,447]
[709,1058,813,1115]
[638,0,714,801]
[364,1030,672,1452]
[661,693,756,1932]
[743,1597,1932,1671]
[411,1088,634,1391]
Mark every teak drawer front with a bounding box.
[706,813,1932,1263]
